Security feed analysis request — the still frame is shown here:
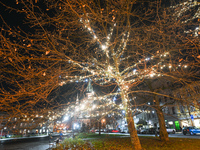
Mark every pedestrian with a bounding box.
[59,131,63,141]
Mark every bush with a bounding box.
[53,137,92,150]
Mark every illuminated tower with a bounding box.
[76,94,79,105]
[86,79,94,100]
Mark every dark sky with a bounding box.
[0,1,25,27]
[0,0,175,28]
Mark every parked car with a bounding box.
[183,126,200,135]
[140,128,148,134]
[5,134,12,138]
[111,129,119,133]
[120,129,129,133]
[95,129,104,132]
[147,128,157,134]
[166,127,176,134]
[137,128,144,134]
[158,127,176,134]
[90,129,96,133]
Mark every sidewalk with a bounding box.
[0,134,49,141]
[0,132,70,142]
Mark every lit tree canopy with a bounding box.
[1,0,200,149]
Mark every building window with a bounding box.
[180,106,184,113]
[152,113,155,118]
[165,107,168,114]
[168,107,171,114]
[190,106,195,112]
[172,107,175,114]
[164,97,167,102]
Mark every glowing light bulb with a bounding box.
[102,45,107,50]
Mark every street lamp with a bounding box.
[101,119,106,130]
[63,115,69,122]
[1,129,3,138]
[73,123,79,130]
[102,119,105,124]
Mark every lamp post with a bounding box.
[102,119,105,130]
[1,129,3,138]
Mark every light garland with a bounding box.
[171,0,200,36]
[54,5,194,124]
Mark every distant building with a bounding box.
[134,81,200,131]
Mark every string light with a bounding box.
[53,9,192,121]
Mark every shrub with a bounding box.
[53,137,91,150]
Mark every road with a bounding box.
[137,132,200,139]
[0,135,62,150]
[102,132,200,139]
[1,133,200,150]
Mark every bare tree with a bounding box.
[1,0,200,149]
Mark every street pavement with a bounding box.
[128,132,200,139]
[100,132,200,139]
[0,136,52,150]
[0,134,70,150]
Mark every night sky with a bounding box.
[0,1,25,27]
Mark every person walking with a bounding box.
[59,131,63,141]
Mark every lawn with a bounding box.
[54,133,200,150]
[91,136,200,150]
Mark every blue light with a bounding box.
[113,97,117,101]
[117,88,121,92]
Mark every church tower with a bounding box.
[76,94,79,105]
[86,79,94,99]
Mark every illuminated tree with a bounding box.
[1,0,200,149]
[170,0,200,36]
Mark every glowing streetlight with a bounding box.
[63,115,69,121]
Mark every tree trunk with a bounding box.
[98,121,101,135]
[121,89,142,150]
[188,109,194,126]
[126,109,142,150]
[155,95,169,142]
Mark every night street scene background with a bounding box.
[1,0,200,150]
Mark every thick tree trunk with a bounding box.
[155,95,169,142]
[98,121,101,135]
[121,89,142,150]
[126,110,142,150]
[188,110,194,126]
[156,108,169,142]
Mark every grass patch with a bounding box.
[91,136,200,150]
[53,134,200,150]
